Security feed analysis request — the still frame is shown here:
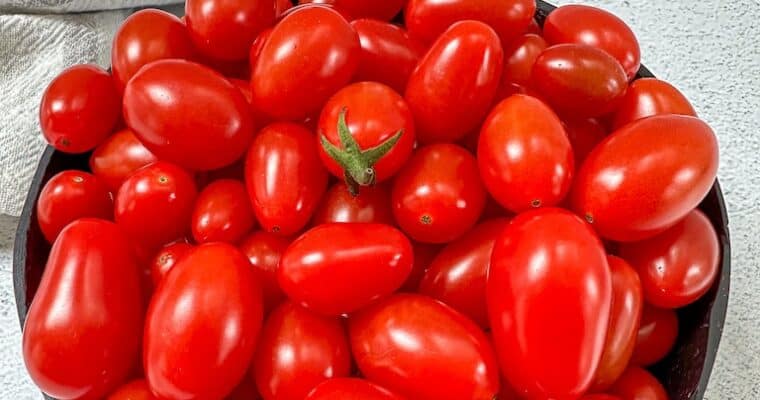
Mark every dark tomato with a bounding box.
[392,144,486,243]
[305,378,406,400]
[400,242,441,291]
[23,220,143,400]
[612,78,697,130]
[40,64,120,153]
[582,395,622,400]
[564,117,608,164]
[524,18,541,35]
[90,128,158,191]
[300,0,404,20]
[488,208,611,399]
[229,77,272,132]
[239,231,291,313]
[149,241,193,289]
[191,179,256,244]
[226,375,261,400]
[500,33,547,87]
[405,21,503,144]
[630,305,679,366]
[107,379,155,400]
[36,170,113,243]
[312,182,394,225]
[276,0,293,16]
[609,367,668,400]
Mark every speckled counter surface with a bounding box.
[1,0,759,398]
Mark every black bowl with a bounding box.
[13,1,730,399]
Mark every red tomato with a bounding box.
[115,161,197,251]
[609,367,668,400]
[351,19,425,93]
[305,378,407,400]
[40,64,120,153]
[405,0,535,46]
[312,182,394,225]
[36,170,113,243]
[592,256,643,391]
[401,242,441,291]
[318,82,415,187]
[239,231,291,313]
[276,0,293,16]
[107,379,155,400]
[419,219,510,328]
[582,395,622,400]
[477,95,574,213]
[532,44,628,118]
[488,208,611,399]
[185,0,275,60]
[23,219,143,400]
[544,5,641,80]
[405,21,503,144]
[564,117,608,164]
[252,6,360,120]
[149,241,193,289]
[300,0,404,20]
[145,243,263,399]
[245,123,328,235]
[501,33,547,87]
[392,144,486,243]
[524,18,541,35]
[191,179,256,244]
[111,9,196,90]
[89,128,158,191]
[630,305,679,366]
[349,294,501,400]
[279,223,413,315]
[253,302,351,400]
[227,375,262,400]
[571,115,719,242]
[612,78,697,130]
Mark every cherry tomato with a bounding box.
[532,44,628,118]
[239,231,291,313]
[115,161,197,251]
[401,242,441,291]
[23,219,143,400]
[300,0,404,20]
[312,182,394,225]
[191,179,256,244]
[500,33,547,88]
[149,241,193,289]
[318,82,415,187]
[392,144,486,243]
[609,367,668,400]
[185,0,275,60]
[245,123,328,235]
[544,5,641,79]
[488,208,611,399]
[571,115,719,242]
[524,18,541,35]
[90,128,158,191]
[564,117,608,164]
[111,9,196,90]
[227,375,262,400]
[253,301,351,400]
[252,6,360,120]
[405,20,503,144]
[145,243,263,399]
[276,0,293,16]
[107,379,155,400]
[349,294,501,400]
[419,219,510,328]
[351,19,424,93]
[478,95,574,213]
[40,64,120,153]
[592,256,643,391]
[305,378,407,400]
[279,223,413,315]
[630,305,679,367]
[612,78,697,130]
[36,170,113,243]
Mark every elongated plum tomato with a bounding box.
[630,305,679,366]
[488,208,611,399]
[239,231,291,313]
[279,223,413,316]
[312,182,394,225]
[609,367,668,400]
[612,78,697,130]
[145,243,263,400]
[306,378,407,400]
[23,219,143,400]
[107,379,155,400]
[252,5,360,120]
[123,59,255,171]
[300,0,405,21]
[89,128,158,191]
[571,115,719,242]
[191,179,256,244]
[349,294,501,400]
[405,20,503,144]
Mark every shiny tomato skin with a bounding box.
[145,243,263,400]
[305,378,407,400]
[36,170,113,243]
[349,294,500,400]
[300,0,404,20]
[405,20,503,144]
[107,379,155,400]
[23,219,143,400]
[488,208,611,399]
[532,44,628,118]
[564,117,608,164]
[253,302,351,400]
[630,305,679,366]
[40,64,120,153]
[544,4,641,79]
[239,231,291,313]
[89,128,158,191]
[419,218,510,328]
[501,33,547,87]
[149,241,193,289]
[279,223,413,315]
[392,144,486,243]
[312,182,394,225]
[245,123,328,235]
[252,6,360,120]
[612,78,697,130]
[191,179,256,244]
[571,115,719,242]
[608,367,668,400]
[477,95,574,213]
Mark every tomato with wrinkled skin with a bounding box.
[609,367,668,400]
[405,21,503,144]
[191,179,256,244]
[612,78,697,130]
[150,241,193,289]
[279,223,413,315]
[239,231,291,313]
[392,144,486,243]
[36,170,113,243]
[145,243,263,400]
[124,60,255,171]
[312,182,394,225]
[107,379,155,400]
[478,95,574,213]
[571,115,719,242]
[23,219,143,400]
[300,0,405,20]
[630,305,679,367]
[90,128,158,191]
[488,208,611,399]
[305,378,407,400]
[400,242,440,291]
[245,123,328,235]
[564,117,608,164]
[253,302,351,400]
[40,64,120,153]
[501,33,547,87]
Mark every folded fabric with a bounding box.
[0,0,181,13]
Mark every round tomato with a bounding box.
[312,182,394,225]
[191,179,256,244]
[564,117,608,164]
[107,379,155,400]
[90,128,158,191]
[305,378,406,400]
[630,305,679,366]
[488,208,611,399]
[239,231,291,313]
[609,367,668,400]
[149,241,193,289]
[500,33,547,87]
[612,78,697,130]
[300,0,404,20]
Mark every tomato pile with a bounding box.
[25,1,721,399]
